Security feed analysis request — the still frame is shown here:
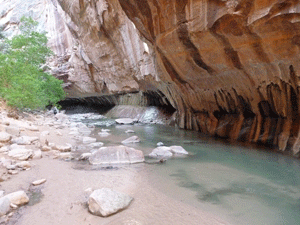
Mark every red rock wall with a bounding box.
[55,0,300,155]
[117,0,300,155]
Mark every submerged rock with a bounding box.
[89,145,144,165]
[88,188,133,217]
[121,136,140,144]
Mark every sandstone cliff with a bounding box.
[2,0,300,155]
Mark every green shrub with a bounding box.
[0,16,65,110]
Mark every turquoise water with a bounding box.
[78,116,300,225]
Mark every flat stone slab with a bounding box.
[88,188,133,217]
[89,145,144,165]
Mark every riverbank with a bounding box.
[0,102,228,225]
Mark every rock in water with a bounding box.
[148,146,173,158]
[89,145,144,165]
[115,118,135,125]
[169,146,188,155]
[121,136,140,144]
[88,188,133,217]
[5,191,29,206]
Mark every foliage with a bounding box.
[0,16,65,110]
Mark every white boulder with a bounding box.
[115,118,135,125]
[5,191,29,206]
[149,146,173,158]
[89,145,144,165]
[8,148,33,160]
[169,146,189,155]
[88,188,133,217]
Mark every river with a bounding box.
[67,107,300,225]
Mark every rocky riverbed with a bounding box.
[0,102,227,225]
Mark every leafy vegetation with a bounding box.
[0,17,65,110]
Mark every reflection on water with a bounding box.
[73,114,300,225]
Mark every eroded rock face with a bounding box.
[115,0,300,154]
[3,0,300,154]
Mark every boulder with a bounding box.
[11,136,39,145]
[121,136,140,144]
[0,132,11,143]
[149,146,173,158]
[115,118,135,125]
[8,148,33,160]
[88,188,133,217]
[5,191,29,206]
[83,137,97,144]
[89,145,144,165]
[169,146,189,155]
[15,161,31,169]
[0,197,10,216]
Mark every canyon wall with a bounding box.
[2,0,300,155]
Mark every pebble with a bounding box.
[32,179,47,186]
